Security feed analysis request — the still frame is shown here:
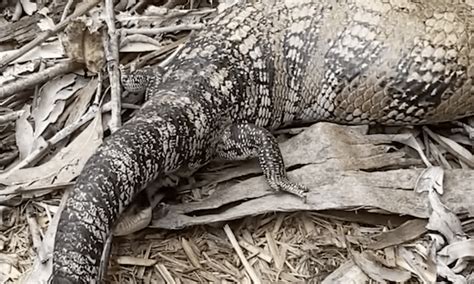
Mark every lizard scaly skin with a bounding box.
[51,0,473,282]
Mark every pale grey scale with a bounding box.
[216,123,308,198]
[319,30,386,121]
[382,47,467,123]
[279,8,324,126]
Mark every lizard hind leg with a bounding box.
[216,123,308,199]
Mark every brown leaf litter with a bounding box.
[0,0,473,283]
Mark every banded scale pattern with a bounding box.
[216,123,308,197]
[52,0,473,283]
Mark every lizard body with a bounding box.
[51,0,473,282]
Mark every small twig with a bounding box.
[0,110,24,124]
[26,206,44,259]
[94,72,103,106]
[159,42,185,68]
[128,36,189,69]
[2,103,105,175]
[181,238,202,268]
[98,234,113,283]
[0,0,101,69]
[155,263,176,284]
[32,61,47,109]
[103,0,122,132]
[223,224,261,284]
[120,34,163,49]
[123,23,204,35]
[60,0,75,22]
[22,190,70,283]
[423,126,474,168]
[12,1,22,21]
[0,182,74,196]
[453,120,474,140]
[116,7,215,21]
[1,101,134,179]
[0,60,81,100]
[130,0,148,13]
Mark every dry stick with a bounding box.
[26,206,44,259]
[0,110,25,124]
[116,8,215,22]
[0,0,101,69]
[223,224,262,284]
[12,0,22,21]
[130,0,149,14]
[32,61,46,109]
[60,0,76,22]
[2,104,103,175]
[423,126,474,167]
[98,234,113,283]
[0,60,81,100]
[123,24,204,35]
[129,36,189,70]
[120,34,163,49]
[104,0,122,132]
[22,190,70,284]
[155,263,176,284]
[159,43,186,68]
[99,0,121,264]
[0,182,75,197]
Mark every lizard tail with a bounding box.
[50,120,167,283]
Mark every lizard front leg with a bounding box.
[216,123,308,199]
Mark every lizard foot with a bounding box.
[268,178,308,201]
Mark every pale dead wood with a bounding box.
[104,0,122,132]
[116,256,158,266]
[121,36,188,69]
[181,238,202,268]
[155,263,176,284]
[151,123,473,230]
[25,206,42,256]
[123,23,204,35]
[60,0,75,22]
[424,126,474,168]
[0,110,24,124]
[116,7,215,22]
[238,240,273,263]
[224,224,261,284]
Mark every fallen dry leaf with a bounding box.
[438,239,474,266]
[32,73,87,138]
[415,166,444,194]
[366,219,428,250]
[116,256,158,267]
[0,114,103,192]
[321,259,370,284]
[426,190,465,244]
[351,250,411,283]
[15,105,34,160]
[396,246,436,283]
